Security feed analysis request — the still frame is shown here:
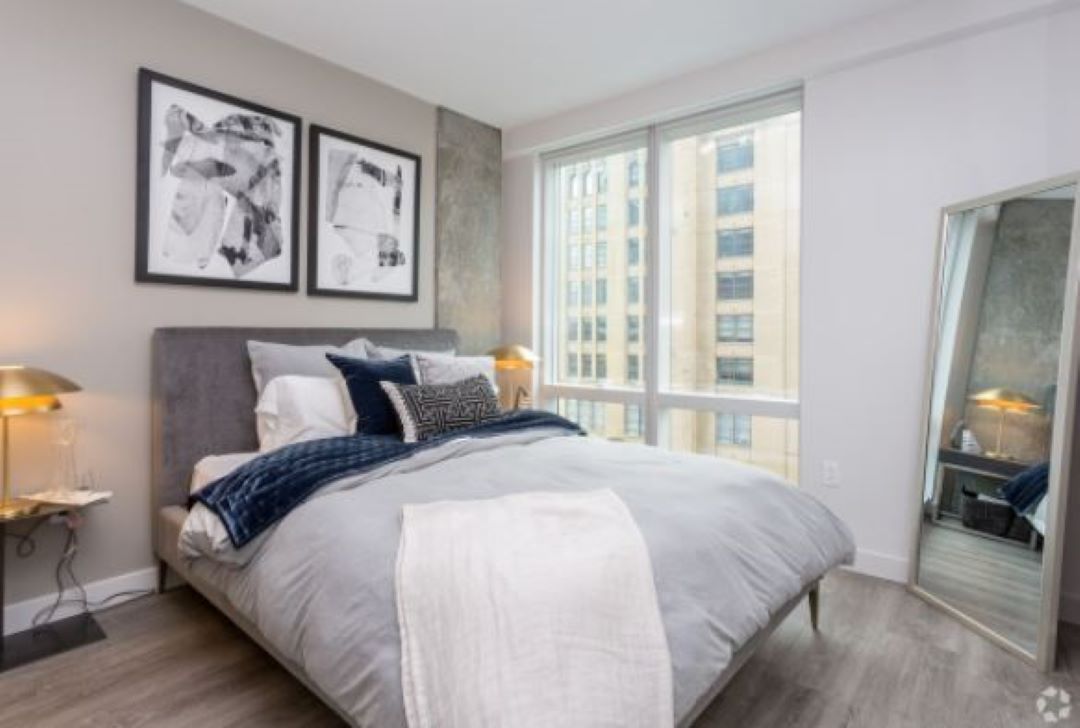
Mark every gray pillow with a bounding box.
[364,340,455,360]
[411,352,496,388]
[247,339,367,395]
[380,375,501,443]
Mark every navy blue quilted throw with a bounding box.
[999,461,1050,515]
[192,410,582,548]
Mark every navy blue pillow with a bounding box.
[327,353,417,436]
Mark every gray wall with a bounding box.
[965,198,1073,461]
[0,0,439,606]
[435,108,502,353]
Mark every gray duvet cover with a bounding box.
[185,430,855,726]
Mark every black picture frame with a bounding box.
[135,68,301,292]
[307,124,421,301]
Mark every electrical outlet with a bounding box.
[822,460,841,488]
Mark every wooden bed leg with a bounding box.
[808,584,820,631]
[158,560,169,594]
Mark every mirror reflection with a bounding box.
[917,183,1075,656]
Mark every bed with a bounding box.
[151,326,854,727]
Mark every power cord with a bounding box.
[9,514,155,629]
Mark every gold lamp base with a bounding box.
[0,497,38,519]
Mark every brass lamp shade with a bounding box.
[969,387,1040,413]
[0,366,80,518]
[487,344,539,371]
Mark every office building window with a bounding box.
[567,355,578,377]
[717,357,754,385]
[716,413,752,446]
[628,236,641,265]
[716,137,754,173]
[628,199,641,226]
[717,228,754,257]
[717,314,753,342]
[629,159,640,187]
[582,318,593,341]
[596,354,607,379]
[583,244,594,269]
[717,271,753,300]
[596,316,607,342]
[627,354,640,382]
[624,405,643,438]
[567,317,578,340]
[596,278,608,306]
[717,184,754,215]
[582,354,593,378]
[628,276,641,304]
[628,315,641,343]
[597,204,608,230]
[597,241,608,269]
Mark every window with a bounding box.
[716,137,754,173]
[717,228,754,257]
[567,281,580,306]
[570,208,582,232]
[717,184,754,216]
[569,173,581,197]
[715,413,752,446]
[568,317,578,340]
[583,244,594,269]
[717,314,753,342]
[582,318,593,341]
[597,171,608,194]
[584,171,595,195]
[624,405,643,438]
[568,244,581,270]
[717,271,753,300]
[582,280,593,306]
[597,204,608,230]
[582,354,593,378]
[567,355,578,377]
[542,95,799,481]
[717,357,753,385]
[584,207,595,231]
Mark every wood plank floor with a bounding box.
[1,570,1077,727]
[917,521,1042,653]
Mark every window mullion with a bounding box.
[643,124,662,446]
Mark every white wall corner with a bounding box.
[845,548,909,583]
[3,566,157,636]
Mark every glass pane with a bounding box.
[550,143,647,388]
[554,398,643,442]
[664,408,799,482]
[662,110,800,399]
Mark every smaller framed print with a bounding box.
[136,68,301,291]
[308,124,421,301]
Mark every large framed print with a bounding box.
[136,68,301,291]
[308,124,420,301]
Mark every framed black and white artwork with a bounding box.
[136,68,301,291]
[308,125,420,301]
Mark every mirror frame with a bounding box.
[908,171,1080,671]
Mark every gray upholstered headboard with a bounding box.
[151,327,458,515]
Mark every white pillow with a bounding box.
[411,352,497,389]
[255,375,357,453]
[189,452,260,495]
[247,338,368,396]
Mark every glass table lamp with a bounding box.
[487,344,538,410]
[0,366,81,517]
[969,387,1040,460]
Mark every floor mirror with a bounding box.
[910,172,1080,670]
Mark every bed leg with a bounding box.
[808,584,820,631]
[158,560,169,594]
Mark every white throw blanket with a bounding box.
[396,489,674,728]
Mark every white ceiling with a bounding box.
[182,0,920,128]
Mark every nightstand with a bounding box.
[0,502,106,672]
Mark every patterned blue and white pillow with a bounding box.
[381,375,501,443]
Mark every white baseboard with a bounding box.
[3,566,157,636]
[844,548,909,583]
